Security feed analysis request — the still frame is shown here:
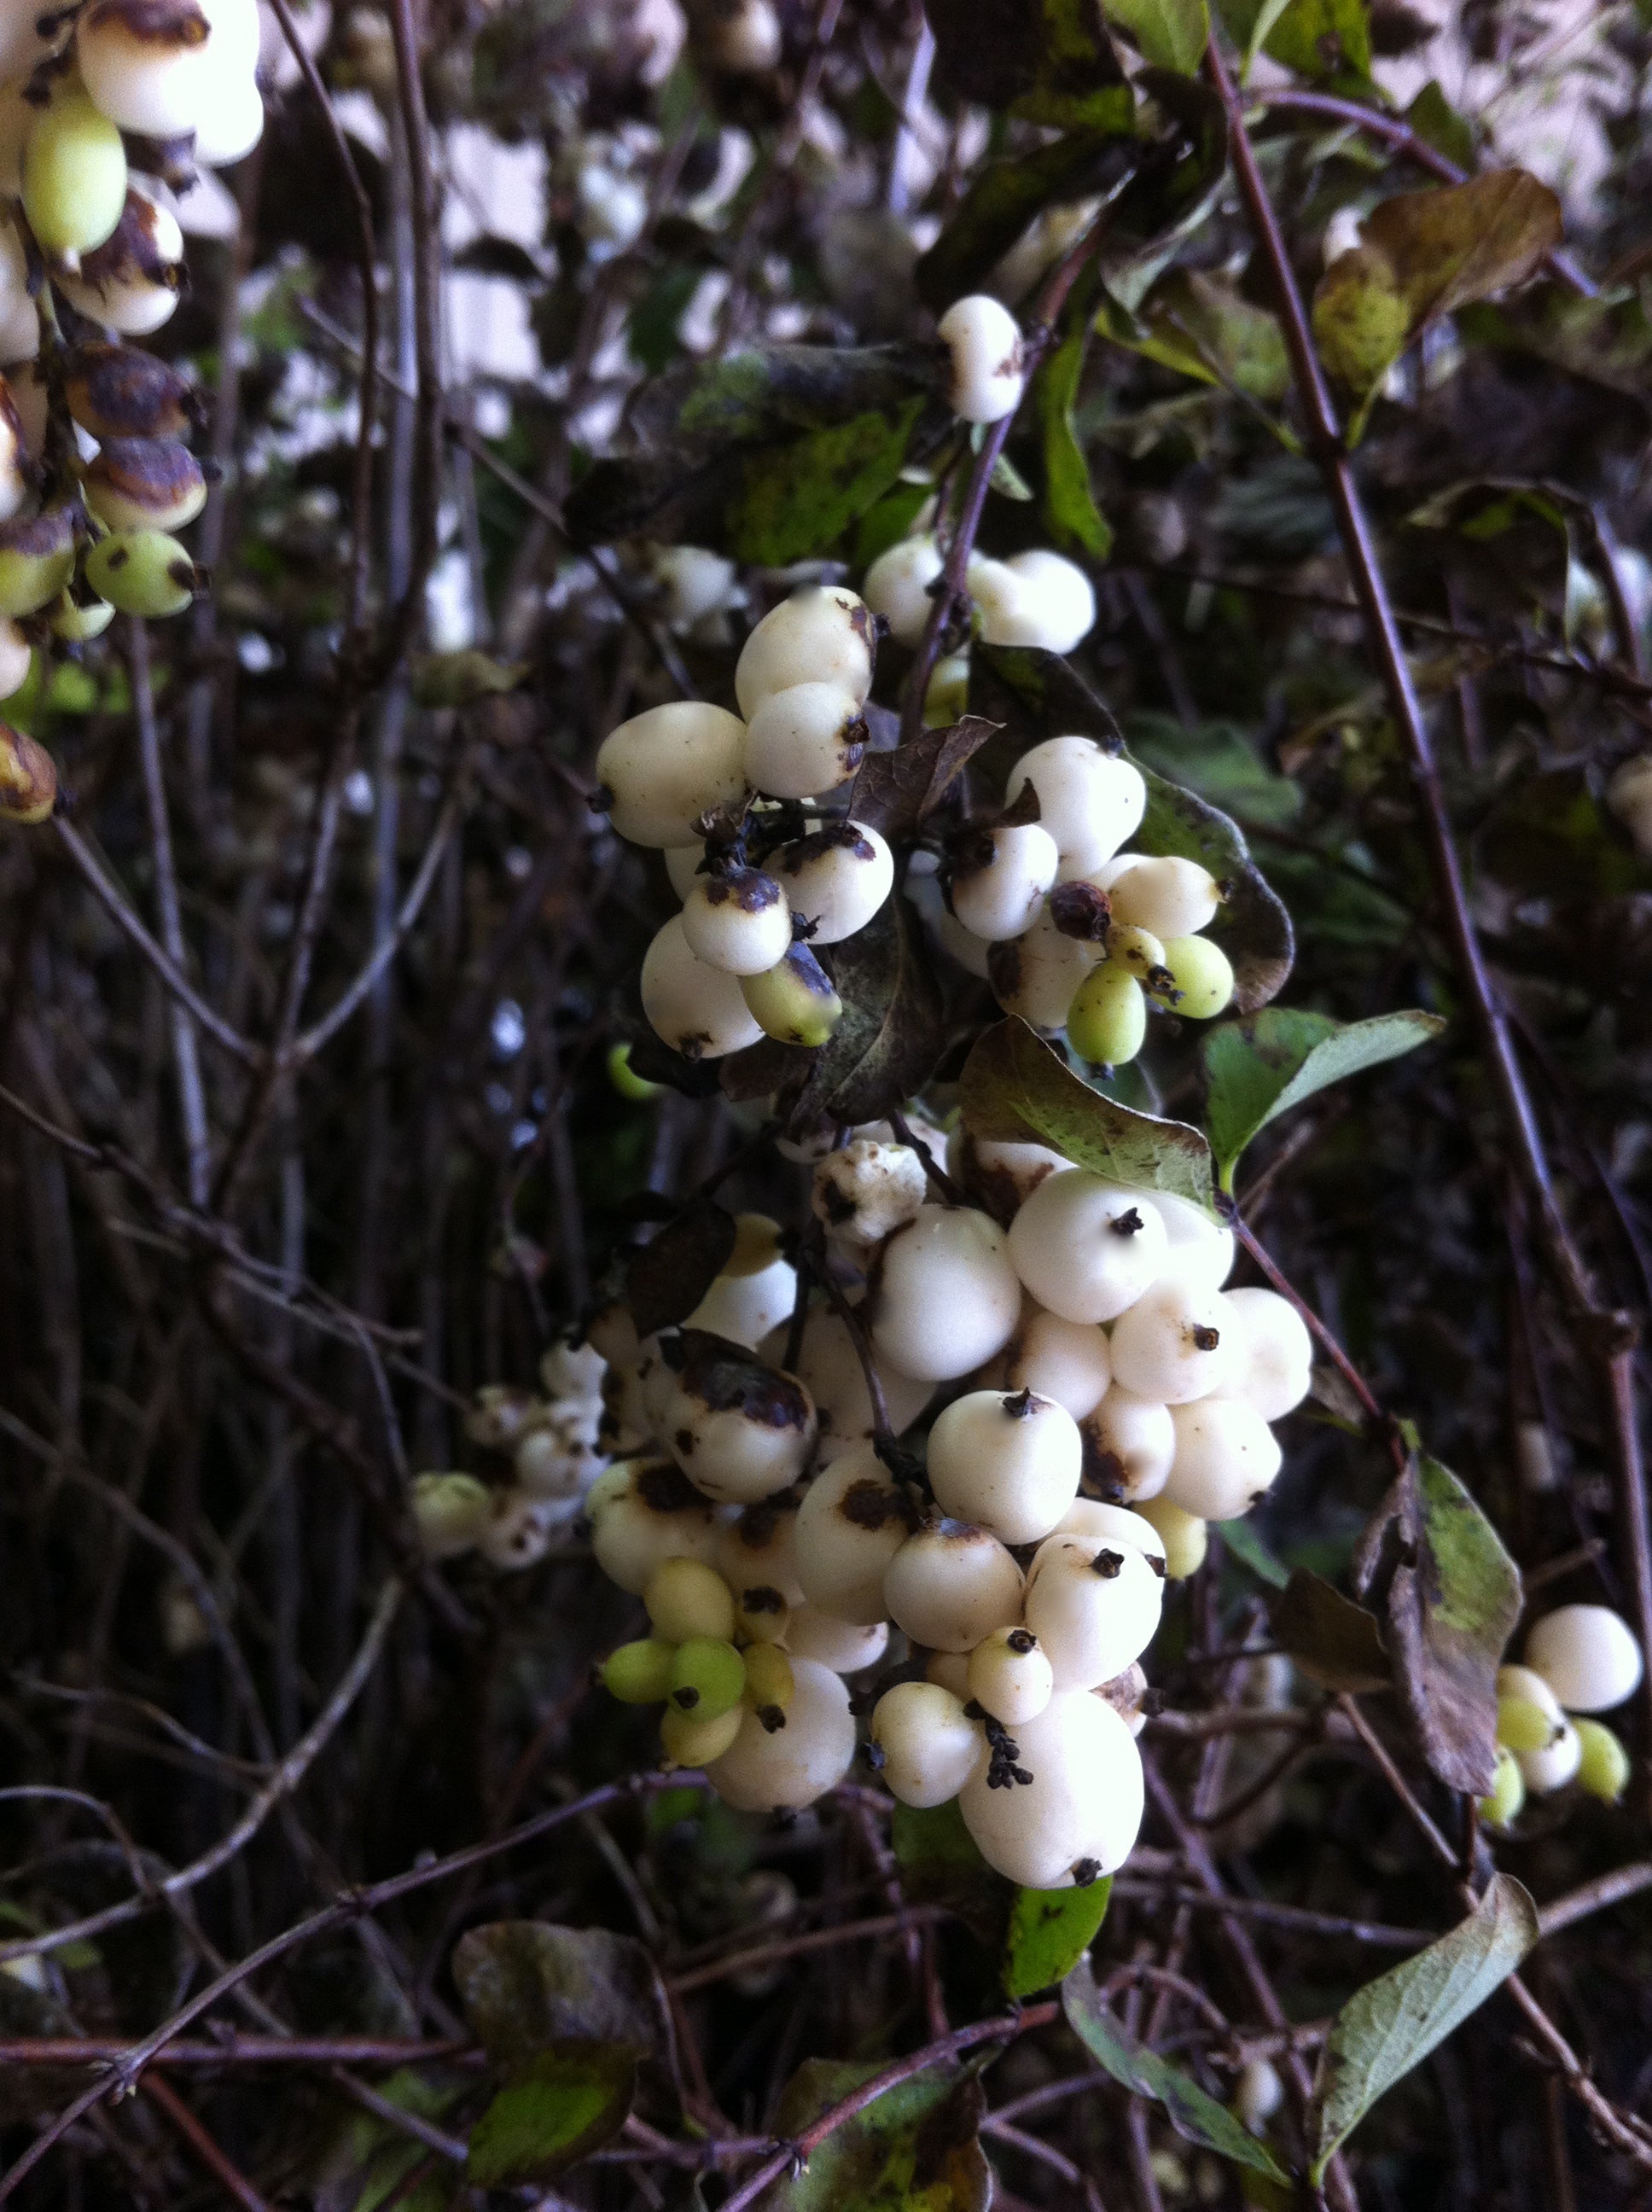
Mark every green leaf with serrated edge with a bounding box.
[754,2057,992,2212]
[1271,1569,1390,1690]
[1102,0,1207,71]
[916,131,1131,314]
[451,1923,668,2064]
[465,2045,635,2187]
[1308,1875,1539,2182]
[1063,1959,1291,2183]
[969,645,1294,1013]
[1003,1876,1112,1997]
[961,1018,1218,1220]
[1038,296,1113,557]
[726,399,926,565]
[1218,1514,1290,1591]
[1312,171,1562,428]
[1201,1007,1446,1188]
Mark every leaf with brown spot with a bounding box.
[851,718,1001,841]
[451,1923,669,2064]
[623,1202,738,1341]
[754,2056,992,2212]
[1271,1569,1391,1692]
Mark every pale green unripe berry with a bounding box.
[959,1690,1143,1888]
[774,819,893,944]
[686,1214,797,1350]
[926,1387,1081,1545]
[987,908,1102,1032]
[923,649,969,728]
[84,437,206,533]
[785,1604,888,1674]
[1515,1714,1582,1795]
[870,1203,1022,1382]
[704,1655,856,1809]
[1162,1398,1283,1522]
[1218,1289,1312,1422]
[1022,1531,1166,1688]
[742,680,866,799]
[1108,855,1222,939]
[1131,1494,1207,1578]
[793,1447,915,1623]
[735,585,872,717]
[84,527,198,618]
[679,864,792,975]
[668,1636,747,1720]
[863,533,941,647]
[1525,1604,1644,1714]
[870,1679,982,1807]
[883,1521,1025,1654]
[1083,1388,1175,1503]
[1066,963,1146,1067]
[1479,1744,1525,1830]
[781,1302,933,1466]
[0,617,30,701]
[938,294,1024,424]
[1008,1172,1168,1326]
[589,1458,721,1592]
[946,821,1059,943]
[595,700,748,847]
[1574,1719,1631,1804]
[740,942,843,1046]
[0,509,79,618]
[1150,934,1235,1021]
[660,1701,743,1769]
[968,1626,1055,1725]
[1002,1306,1112,1422]
[1110,1277,1235,1405]
[1496,1695,1561,1756]
[602,1637,676,1703]
[812,1139,927,1251]
[741,1641,795,1726]
[641,913,765,1062]
[24,90,127,258]
[1007,738,1146,876]
[50,591,116,643]
[411,1471,492,1560]
[645,1557,736,1644]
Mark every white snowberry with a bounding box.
[926,1388,1081,1545]
[1009,1171,1169,1325]
[775,820,894,943]
[811,1139,928,1251]
[863,533,943,646]
[1046,1499,1168,1568]
[793,1447,916,1623]
[1108,854,1222,939]
[1022,1530,1166,1688]
[1001,550,1097,654]
[640,914,765,1060]
[1161,1398,1283,1521]
[735,585,873,716]
[1218,1288,1312,1421]
[679,864,793,975]
[656,1333,817,1503]
[596,700,748,847]
[742,681,867,800]
[987,908,1103,1032]
[705,1656,857,1809]
[1082,1387,1176,1501]
[716,1495,806,1610]
[946,821,1060,942]
[937,294,1024,424]
[1006,736,1148,876]
[777,1303,934,1465]
[1109,1277,1234,1404]
[967,1626,1055,1726]
[959,1690,1144,1888]
[1525,1605,1644,1714]
[950,1132,1070,1215]
[870,1204,1022,1381]
[786,1606,889,1674]
[883,1520,1026,1654]
[687,1214,798,1350]
[871,1680,984,1807]
[1515,1713,1582,1796]
[587,1458,721,1592]
[1141,1190,1236,1295]
[1002,1305,1113,1422]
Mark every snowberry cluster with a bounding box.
[0,0,263,752]
[484,1112,1311,1887]
[1484,1603,1643,1825]
[412,1340,611,1572]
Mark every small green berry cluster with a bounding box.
[1481,1604,1643,1828]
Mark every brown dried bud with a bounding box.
[0,724,56,824]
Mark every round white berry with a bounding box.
[871,1679,984,1807]
[1108,854,1221,939]
[687,1214,798,1350]
[1009,1171,1169,1325]
[1082,1387,1176,1501]
[657,1333,818,1504]
[1002,550,1096,654]
[640,914,765,1061]
[863,533,943,646]
[596,700,748,847]
[716,1495,806,1610]
[1022,1530,1166,1688]
[870,1205,1022,1381]
[987,907,1103,1032]
[793,1447,916,1623]
[588,1457,722,1592]
[651,544,737,630]
[959,1690,1144,1888]
[811,1139,928,1251]
[742,681,867,800]
[1046,1499,1167,1568]
[1525,1605,1644,1714]
[705,1656,856,1809]
[1217,1288,1312,1421]
[1161,1398,1283,1521]
[786,1605,889,1674]
[1108,1277,1234,1404]
[736,585,873,717]
[946,821,1060,944]
[1007,738,1146,876]
[775,820,894,943]
[775,1302,934,1465]
[938,294,1024,424]
[1140,1190,1235,1295]
[1002,1305,1113,1422]
[967,1626,1055,1726]
[1236,2058,1284,2134]
[927,1388,1082,1545]
[679,865,793,975]
[883,1521,1026,1653]
[950,1132,1070,1215]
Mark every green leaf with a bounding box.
[922,0,1136,132]
[960,1017,1218,1219]
[1217,1513,1290,1591]
[726,397,927,565]
[451,1923,668,2064]
[1003,1876,1113,1998]
[1038,302,1112,558]
[1202,1007,1446,1187]
[755,2057,992,2211]
[1312,171,1563,425]
[794,893,947,1132]
[1352,1445,1522,1796]
[1126,714,1302,834]
[916,131,1129,314]
[465,2045,635,2187]
[1063,1959,1291,2183]
[1221,0,1370,80]
[970,646,1294,1012]
[1103,269,1289,404]
[1308,1874,1539,2181]
[891,1797,1007,1950]
[1271,1569,1390,1691]
[1101,0,1208,72]
[1402,80,1475,172]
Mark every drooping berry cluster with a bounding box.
[1483,1604,1643,1825]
